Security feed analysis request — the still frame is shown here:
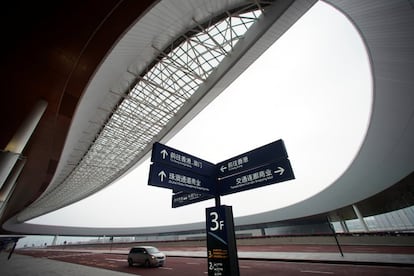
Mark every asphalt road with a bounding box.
[16,250,414,275]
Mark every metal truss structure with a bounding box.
[17,2,268,222]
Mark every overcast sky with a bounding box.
[29,1,372,229]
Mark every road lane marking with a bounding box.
[301,270,334,274]
[186,262,201,265]
[159,267,173,270]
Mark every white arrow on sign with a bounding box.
[160,149,168,159]
[158,171,167,181]
[220,165,227,173]
[274,167,285,175]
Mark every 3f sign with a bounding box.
[206,205,239,276]
[210,212,224,231]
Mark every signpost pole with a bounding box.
[215,195,221,208]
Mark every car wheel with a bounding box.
[128,258,133,267]
[144,259,150,267]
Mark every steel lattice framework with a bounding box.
[18,3,267,222]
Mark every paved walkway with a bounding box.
[2,247,414,275]
[0,252,132,276]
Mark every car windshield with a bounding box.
[146,247,160,254]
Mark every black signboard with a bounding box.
[218,158,295,195]
[172,191,214,208]
[206,205,239,276]
[148,140,296,276]
[148,162,216,195]
[216,139,288,179]
[151,142,216,176]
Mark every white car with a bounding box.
[127,246,166,267]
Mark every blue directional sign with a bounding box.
[151,142,216,176]
[147,140,295,276]
[148,162,216,195]
[216,139,288,179]
[172,191,214,208]
[218,158,294,195]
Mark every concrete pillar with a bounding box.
[1,99,47,198]
[5,99,48,153]
[339,219,349,233]
[0,158,26,218]
[352,204,369,232]
[52,235,58,246]
[0,152,20,191]
[0,158,25,202]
